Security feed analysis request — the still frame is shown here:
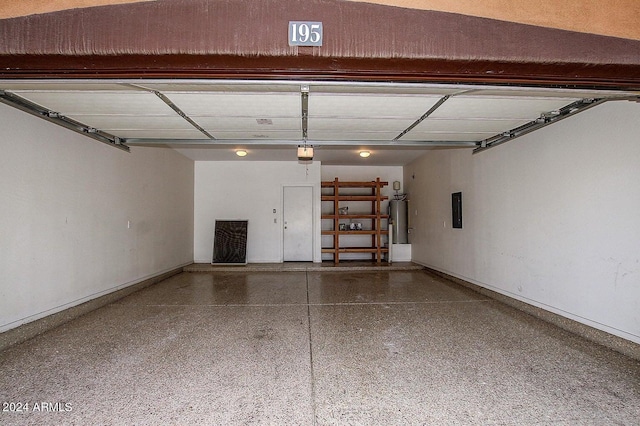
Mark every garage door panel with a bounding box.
[309,94,442,118]
[412,118,530,133]
[400,131,493,141]
[211,131,302,140]
[309,117,415,132]
[167,93,301,117]
[10,91,175,116]
[193,116,301,132]
[308,130,400,140]
[431,97,580,120]
[108,129,207,139]
[65,115,195,130]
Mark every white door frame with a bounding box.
[281,184,316,262]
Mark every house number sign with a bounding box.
[288,21,323,46]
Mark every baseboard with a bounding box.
[421,266,640,361]
[0,265,187,352]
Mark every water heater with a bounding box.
[389,200,408,244]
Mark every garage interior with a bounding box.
[1,0,639,424]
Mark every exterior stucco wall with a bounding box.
[2,0,639,41]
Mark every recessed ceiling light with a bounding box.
[359,151,371,158]
[236,149,247,157]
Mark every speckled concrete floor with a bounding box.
[1,271,638,425]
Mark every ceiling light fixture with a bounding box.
[236,149,247,157]
[359,151,371,158]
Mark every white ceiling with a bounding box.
[1,80,636,165]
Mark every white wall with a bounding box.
[405,101,640,344]
[322,165,403,260]
[321,165,404,191]
[0,103,194,332]
[194,161,321,263]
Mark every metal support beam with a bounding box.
[473,97,613,154]
[394,95,450,140]
[153,90,215,139]
[300,84,309,141]
[124,138,477,147]
[124,84,214,139]
[0,90,129,152]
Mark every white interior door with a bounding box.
[283,186,313,261]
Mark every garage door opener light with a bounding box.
[297,144,313,161]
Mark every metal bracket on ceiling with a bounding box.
[123,83,215,140]
[473,97,609,154]
[124,138,478,147]
[0,90,130,152]
[300,84,310,142]
[150,90,215,140]
[394,95,450,141]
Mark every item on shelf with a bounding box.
[339,223,347,231]
[338,206,348,215]
[349,223,357,230]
